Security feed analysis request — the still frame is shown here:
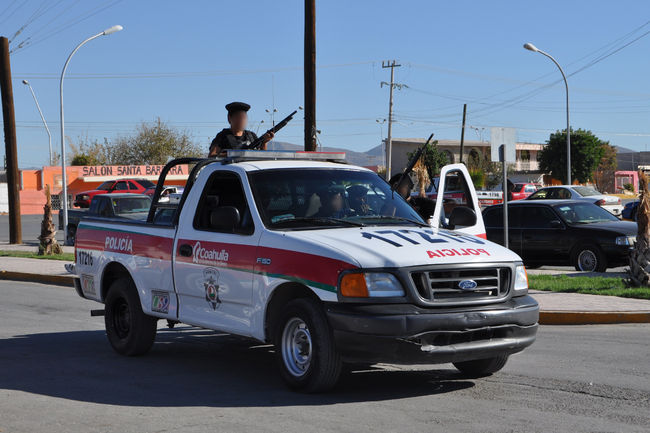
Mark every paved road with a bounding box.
[1,281,648,433]
[0,214,64,245]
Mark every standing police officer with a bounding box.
[208,102,274,157]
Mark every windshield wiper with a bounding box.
[353,215,429,227]
[270,217,365,227]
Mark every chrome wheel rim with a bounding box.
[281,317,312,377]
[578,249,597,272]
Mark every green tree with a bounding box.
[539,129,606,184]
[68,135,110,166]
[407,140,449,181]
[111,118,203,165]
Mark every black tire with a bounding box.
[453,354,509,377]
[273,298,341,392]
[572,244,607,272]
[104,277,157,356]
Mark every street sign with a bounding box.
[490,127,516,162]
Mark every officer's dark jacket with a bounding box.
[210,129,258,153]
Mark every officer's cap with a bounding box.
[347,184,368,197]
[225,102,251,114]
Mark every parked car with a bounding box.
[622,200,639,221]
[483,200,636,272]
[526,185,623,216]
[74,178,156,208]
[510,183,540,200]
[145,185,185,203]
[61,194,151,245]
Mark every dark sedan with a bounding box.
[483,200,636,272]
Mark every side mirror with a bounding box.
[210,206,240,232]
[549,219,563,229]
[448,206,477,229]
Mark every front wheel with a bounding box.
[573,245,607,272]
[453,354,509,377]
[273,298,341,392]
[104,277,158,356]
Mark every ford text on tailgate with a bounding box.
[72,152,539,392]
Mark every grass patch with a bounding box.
[529,274,650,300]
[0,250,74,261]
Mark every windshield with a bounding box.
[554,202,619,224]
[97,181,114,191]
[249,169,425,229]
[112,197,152,214]
[572,186,600,197]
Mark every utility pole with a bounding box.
[304,0,316,151]
[381,60,401,179]
[459,103,467,164]
[0,37,21,244]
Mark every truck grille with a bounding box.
[411,267,511,304]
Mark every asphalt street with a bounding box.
[1,280,648,433]
[0,214,64,245]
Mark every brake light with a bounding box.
[596,199,606,206]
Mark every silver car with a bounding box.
[526,185,623,216]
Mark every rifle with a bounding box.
[392,133,434,197]
[246,110,298,150]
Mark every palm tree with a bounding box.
[628,170,650,286]
[38,185,63,255]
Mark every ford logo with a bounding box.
[458,279,478,291]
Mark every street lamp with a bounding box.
[524,42,571,185]
[22,79,53,165]
[60,25,123,244]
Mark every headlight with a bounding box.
[340,272,405,298]
[514,265,528,296]
[616,236,636,246]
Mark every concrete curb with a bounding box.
[540,310,650,325]
[0,270,74,287]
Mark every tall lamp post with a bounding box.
[523,42,571,185]
[60,25,123,244]
[22,79,53,165]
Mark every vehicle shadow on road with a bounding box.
[0,325,475,407]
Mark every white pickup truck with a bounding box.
[72,151,539,392]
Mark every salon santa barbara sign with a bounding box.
[80,164,188,178]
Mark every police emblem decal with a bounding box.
[203,268,221,310]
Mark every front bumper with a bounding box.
[325,295,539,364]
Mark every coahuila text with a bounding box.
[193,242,229,264]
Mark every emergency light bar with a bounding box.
[223,149,347,163]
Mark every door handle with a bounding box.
[179,244,193,257]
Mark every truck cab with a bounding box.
[72,151,538,392]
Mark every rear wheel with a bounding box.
[573,244,607,272]
[273,298,341,392]
[104,277,157,356]
[453,354,509,377]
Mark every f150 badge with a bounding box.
[203,268,221,310]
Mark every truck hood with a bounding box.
[280,225,521,268]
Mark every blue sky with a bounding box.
[3,0,650,167]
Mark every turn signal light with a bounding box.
[340,273,369,297]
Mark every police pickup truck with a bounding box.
[72,151,539,392]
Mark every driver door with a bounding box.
[430,164,486,238]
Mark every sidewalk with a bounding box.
[0,255,649,325]
[0,256,74,286]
